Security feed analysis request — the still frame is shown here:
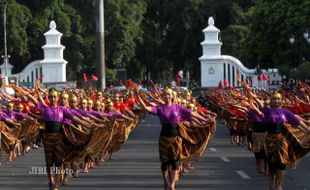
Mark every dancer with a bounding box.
[136,87,208,190]
[26,87,89,190]
[253,92,310,190]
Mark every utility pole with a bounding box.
[96,0,106,90]
[3,1,9,76]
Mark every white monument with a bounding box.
[199,17,224,87]
[199,17,276,88]
[40,20,67,83]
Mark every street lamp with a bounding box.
[303,30,310,43]
[289,34,295,44]
[289,30,310,44]
[2,1,10,77]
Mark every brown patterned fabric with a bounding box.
[62,123,92,162]
[16,119,40,144]
[252,132,267,153]
[265,124,310,168]
[107,117,140,154]
[285,124,310,168]
[159,136,183,163]
[42,132,66,166]
[265,133,289,164]
[178,121,216,163]
[62,118,117,162]
[0,122,17,153]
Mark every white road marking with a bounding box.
[236,170,251,179]
[220,156,230,162]
[209,148,217,152]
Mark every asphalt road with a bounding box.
[0,114,309,190]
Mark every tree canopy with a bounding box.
[0,0,309,86]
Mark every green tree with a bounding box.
[0,0,32,72]
[240,0,310,72]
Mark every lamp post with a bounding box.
[289,30,310,45]
[289,30,310,63]
[2,1,10,77]
[288,30,310,84]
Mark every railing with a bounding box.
[11,60,43,87]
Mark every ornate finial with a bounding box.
[49,20,56,30]
[208,17,214,26]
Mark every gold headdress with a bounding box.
[265,97,271,104]
[60,92,69,99]
[105,98,113,107]
[81,99,88,104]
[70,95,78,102]
[95,100,101,106]
[7,102,14,108]
[164,87,173,94]
[48,88,58,97]
[271,92,282,99]
[17,104,24,110]
[184,90,191,96]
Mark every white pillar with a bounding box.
[199,17,223,87]
[40,21,67,83]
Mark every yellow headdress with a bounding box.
[106,98,113,107]
[265,97,270,104]
[81,99,88,104]
[271,92,282,99]
[184,90,191,96]
[70,95,78,102]
[17,104,24,109]
[187,103,197,111]
[95,100,101,106]
[48,88,58,97]
[60,92,69,99]
[164,87,173,94]
[7,102,14,108]
[88,99,94,104]
[97,91,103,96]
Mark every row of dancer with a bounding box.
[0,85,142,190]
[204,82,310,190]
[1,83,217,190]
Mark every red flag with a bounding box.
[223,80,229,87]
[218,81,223,89]
[91,73,98,81]
[262,73,269,81]
[83,73,87,82]
[125,80,136,89]
[175,75,180,83]
[257,74,262,81]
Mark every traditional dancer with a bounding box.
[136,87,208,190]
[253,92,310,190]
[26,87,89,190]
